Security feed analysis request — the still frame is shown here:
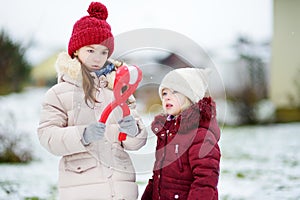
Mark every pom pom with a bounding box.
[87,2,108,20]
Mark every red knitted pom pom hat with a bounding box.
[68,2,114,58]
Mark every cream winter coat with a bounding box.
[37,52,147,200]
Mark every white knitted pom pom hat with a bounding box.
[159,68,212,103]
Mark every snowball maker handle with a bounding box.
[99,65,142,141]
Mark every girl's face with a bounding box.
[75,44,109,71]
[162,88,191,116]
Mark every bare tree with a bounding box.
[228,36,270,125]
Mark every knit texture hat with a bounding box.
[159,68,212,103]
[68,2,114,58]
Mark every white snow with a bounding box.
[1,88,300,200]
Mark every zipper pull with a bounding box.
[175,144,183,172]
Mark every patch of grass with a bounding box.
[136,180,148,185]
[24,197,41,200]
[236,172,246,179]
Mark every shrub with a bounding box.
[0,30,32,95]
[0,112,33,163]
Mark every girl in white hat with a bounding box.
[142,68,221,200]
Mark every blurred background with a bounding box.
[1,0,300,199]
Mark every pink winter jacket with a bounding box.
[37,52,147,200]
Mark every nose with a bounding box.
[93,54,101,62]
[163,93,170,100]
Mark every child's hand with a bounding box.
[118,115,138,137]
[82,122,106,145]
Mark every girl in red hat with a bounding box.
[37,2,147,199]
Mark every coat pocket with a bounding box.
[65,155,97,173]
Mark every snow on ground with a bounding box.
[219,123,300,200]
[1,88,300,200]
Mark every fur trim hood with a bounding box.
[55,52,82,82]
[151,97,220,140]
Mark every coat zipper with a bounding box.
[175,144,183,172]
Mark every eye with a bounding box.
[172,90,178,94]
[162,91,168,96]
[102,50,109,55]
[87,49,94,53]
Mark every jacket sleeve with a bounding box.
[121,95,147,150]
[187,128,220,200]
[37,88,87,156]
[141,179,153,200]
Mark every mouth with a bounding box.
[91,65,101,70]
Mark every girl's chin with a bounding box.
[165,110,180,116]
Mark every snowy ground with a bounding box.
[1,88,300,200]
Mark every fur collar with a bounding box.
[55,52,82,83]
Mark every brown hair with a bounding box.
[79,58,123,107]
[81,64,97,107]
